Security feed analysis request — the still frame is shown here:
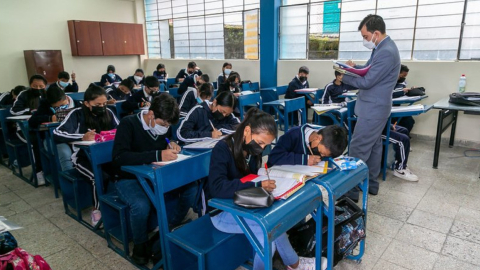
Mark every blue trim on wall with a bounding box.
[260,0,280,88]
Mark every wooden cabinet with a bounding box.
[24,50,64,84]
[67,20,145,56]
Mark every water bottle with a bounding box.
[458,74,466,93]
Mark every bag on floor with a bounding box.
[0,247,51,270]
[0,232,17,255]
[287,197,366,266]
[449,92,480,106]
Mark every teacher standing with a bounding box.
[342,14,400,197]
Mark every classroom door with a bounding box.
[100,22,125,56]
[24,50,64,84]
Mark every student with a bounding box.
[29,86,77,172]
[285,66,312,107]
[100,65,122,87]
[153,63,168,89]
[382,123,418,181]
[122,76,160,114]
[218,71,241,97]
[322,71,357,104]
[267,124,348,167]
[127,68,145,88]
[177,91,239,143]
[11,74,47,115]
[178,74,210,96]
[392,65,415,133]
[0,86,26,108]
[217,62,232,86]
[206,108,325,270]
[48,71,79,93]
[54,84,119,226]
[106,79,134,102]
[179,83,213,117]
[112,93,196,265]
[175,61,202,83]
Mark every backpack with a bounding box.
[406,87,426,96]
[0,248,51,270]
[0,232,17,255]
[287,197,366,266]
[449,92,480,106]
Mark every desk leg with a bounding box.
[433,110,444,169]
[326,197,335,270]
[448,110,458,148]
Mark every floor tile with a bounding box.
[449,220,480,245]
[372,259,409,270]
[416,195,460,219]
[381,240,439,270]
[433,255,479,270]
[395,223,447,253]
[366,212,404,238]
[369,200,414,222]
[407,209,454,234]
[364,230,393,258]
[455,207,480,227]
[442,236,480,266]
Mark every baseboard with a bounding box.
[411,133,480,149]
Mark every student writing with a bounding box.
[100,65,122,87]
[178,83,213,117]
[122,76,160,114]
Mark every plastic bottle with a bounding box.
[458,74,466,93]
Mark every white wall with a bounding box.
[0,0,145,91]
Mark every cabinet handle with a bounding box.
[102,41,105,43]
[77,40,80,43]
[124,41,127,43]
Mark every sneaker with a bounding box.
[90,210,101,226]
[36,172,45,186]
[410,147,413,152]
[394,168,419,182]
[287,256,327,270]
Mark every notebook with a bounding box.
[152,154,190,165]
[333,61,371,77]
[294,88,318,93]
[183,136,226,149]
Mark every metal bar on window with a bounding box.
[457,0,468,60]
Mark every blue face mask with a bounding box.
[50,104,69,114]
[108,73,115,79]
[59,81,69,88]
[224,69,231,75]
[196,97,203,104]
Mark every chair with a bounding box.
[283,97,307,132]
[260,88,279,116]
[276,85,288,96]
[160,84,166,92]
[212,82,217,90]
[167,78,176,88]
[66,92,84,102]
[238,92,262,120]
[168,88,179,99]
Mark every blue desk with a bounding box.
[209,181,323,270]
[392,95,428,106]
[263,98,306,133]
[295,89,323,104]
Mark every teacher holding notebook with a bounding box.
[341,14,400,198]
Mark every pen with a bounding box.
[165,138,173,149]
[393,121,397,129]
[209,120,216,131]
[264,163,271,181]
[308,145,314,155]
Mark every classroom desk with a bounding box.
[6,115,39,186]
[432,98,480,169]
[263,99,307,133]
[209,181,324,270]
[339,93,428,106]
[295,89,323,104]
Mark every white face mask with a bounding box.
[149,119,168,135]
[363,33,377,50]
[134,76,143,83]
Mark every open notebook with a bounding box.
[152,154,190,165]
[241,163,328,200]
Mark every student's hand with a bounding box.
[212,129,222,139]
[307,100,313,106]
[107,98,116,104]
[134,84,140,88]
[170,141,181,152]
[71,72,76,81]
[234,93,241,97]
[161,149,178,161]
[178,78,185,83]
[403,88,411,93]
[261,180,276,192]
[51,115,58,122]
[105,81,111,86]
[345,60,356,67]
[195,66,200,70]
[308,155,321,166]
[83,129,96,141]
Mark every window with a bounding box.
[145,0,259,59]
[280,0,480,61]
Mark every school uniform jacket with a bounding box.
[178,75,196,96]
[153,71,167,81]
[10,89,46,115]
[285,76,309,99]
[217,82,240,95]
[175,68,202,83]
[122,89,155,114]
[267,124,324,167]
[112,112,173,179]
[48,81,79,93]
[28,96,76,129]
[205,139,259,201]
[392,80,407,98]
[53,107,119,164]
[0,92,15,108]
[177,101,240,143]
[178,87,198,117]
[100,73,122,86]
[322,80,357,104]
[106,87,132,101]
[217,73,227,86]
[127,75,144,86]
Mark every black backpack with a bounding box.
[406,87,426,96]
[449,92,480,106]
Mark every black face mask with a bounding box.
[299,76,307,83]
[309,142,321,156]
[397,77,406,83]
[91,106,106,116]
[243,136,264,156]
[212,110,225,121]
[31,89,45,97]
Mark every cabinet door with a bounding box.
[74,21,103,56]
[124,24,145,55]
[33,50,64,84]
[101,22,124,56]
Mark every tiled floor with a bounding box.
[1,137,480,270]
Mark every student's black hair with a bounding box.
[200,74,210,83]
[156,63,165,71]
[226,72,240,86]
[215,91,235,108]
[29,74,47,86]
[335,71,342,77]
[358,14,386,34]
[107,65,116,73]
[144,76,160,88]
[11,86,26,96]
[46,86,66,105]
[135,68,144,75]
[400,64,409,73]
[82,84,112,131]
[187,61,197,69]
[225,108,277,176]
[317,125,348,158]
[119,79,134,90]
[299,66,310,74]
[58,71,70,80]
[150,93,180,125]
[198,83,213,99]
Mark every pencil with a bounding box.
[308,146,314,155]
[209,120,216,130]
[264,163,271,181]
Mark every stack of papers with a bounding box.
[391,104,424,113]
[294,88,318,93]
[152,154,190,165]
[183,137,225,149]
[311,104,342,115]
